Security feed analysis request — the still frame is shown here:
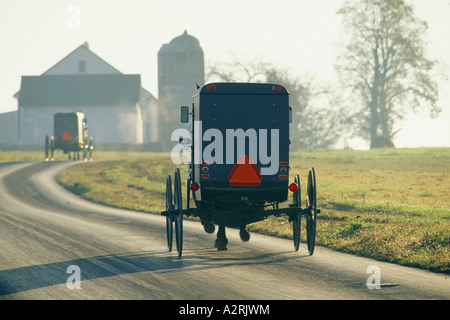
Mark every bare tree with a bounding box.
[265,69,345,150]
[206,51,269,83]
[206,55,344,150]
[336,0,442,148]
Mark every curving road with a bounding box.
[0,161,448,300]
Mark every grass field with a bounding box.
[2,148,448,273]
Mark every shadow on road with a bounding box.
[0,249,306,296]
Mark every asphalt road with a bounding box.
[0,161,448,300]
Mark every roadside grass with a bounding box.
[15,148,449,273]
[55,153,175,213]
[283,148,449,273]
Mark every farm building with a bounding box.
[1,31,204,150]
[10,42,158,148]
[0,111,19,148]
[157,30,205,148]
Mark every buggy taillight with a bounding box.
[190,182,200,191]
[288,183,298,192]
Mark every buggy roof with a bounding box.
[197,83,289,96]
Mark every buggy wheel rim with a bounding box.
[306,168,317,256]
[292,174,301,251]
[165,175,174,251]
[174,168,183,257]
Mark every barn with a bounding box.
[12,42,158,148]
[1,32,204,151]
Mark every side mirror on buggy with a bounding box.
[289,106,293,123]
[181,106,189,123]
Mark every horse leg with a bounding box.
[214,225,228,251]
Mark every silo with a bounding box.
[158,30,205,107]
[157,30,204,149]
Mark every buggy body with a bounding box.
[187,83,290,224]
[45,112,93,160]
[54,112,87,154]
[163,82,319,256]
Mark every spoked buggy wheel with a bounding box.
[88,137,93,160]
[165,175,174,252]
[306,167,317,256]
[292,174,301,252]
[50,136,55,160]
[173,168,183,257]
[45,135,49,160]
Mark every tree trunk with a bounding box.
[370,43,381,148]
[370,92,379,147]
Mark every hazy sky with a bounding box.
[1,0,449,149]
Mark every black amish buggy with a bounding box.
[162,82,319,257]
[45,112,93,161]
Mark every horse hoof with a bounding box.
[214,238,228,251]
[216,245,228,251]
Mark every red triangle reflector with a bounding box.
[228,155,262,186]
[61,131,72,141]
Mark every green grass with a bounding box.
[5,148,448,273]
[55,153,173,212]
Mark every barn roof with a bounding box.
[18,74,141,107]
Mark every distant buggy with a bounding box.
[161,82,320,257]
[45,112,93,161]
